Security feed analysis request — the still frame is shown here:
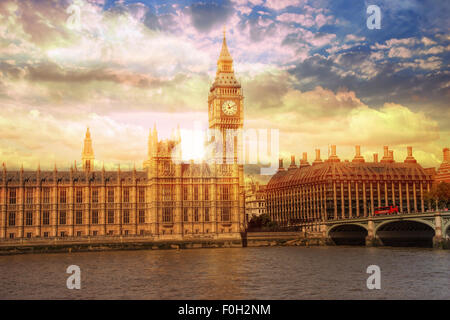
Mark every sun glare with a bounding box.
[180,128,206,162]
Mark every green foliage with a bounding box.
[424,182,450,210]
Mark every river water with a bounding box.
[0,246,449,299]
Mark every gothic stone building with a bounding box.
[0,32,245,241]
[266,145,435,230]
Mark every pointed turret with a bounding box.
[217,27,233,73]
[2,162,6,185]
[147,128,153,157]
[36,162,40,182]
[53,162,57,183]
[82,127,95,172]
[176,124,181,143]
[101,162,105,183]
[152,123,158,149]
[213,27,239,85]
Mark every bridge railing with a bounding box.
[326,209,448,222]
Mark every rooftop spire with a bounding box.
[82,127,94,172]
[216,27,234,75]
[219,26,232,62]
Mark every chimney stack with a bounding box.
[300,152,310,167]
[327,145,340,162]
[373,153,378,163]
[278,158,285,172]
[404,146,417,164]
[444,148,450,163]
[352,145,365,163]
[389,150,394,162]
[313,149,323,165]
[381,146,391,162]
[288,155,297,170]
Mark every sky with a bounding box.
[0,0,448,172]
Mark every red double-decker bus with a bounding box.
[374,205,399,215]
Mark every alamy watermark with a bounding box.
[366,5,381,29]
[66,0,83,31]
[366,265,381,290]
[66,265,81,290]
[170,127,280,175]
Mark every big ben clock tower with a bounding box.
[208,28,244,163]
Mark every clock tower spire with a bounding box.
[208,28,244,163]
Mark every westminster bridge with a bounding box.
[317,211,450,248]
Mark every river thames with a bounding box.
[0,246,449,299]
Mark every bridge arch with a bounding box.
[327,223,368,237]
[444,222,450,237]
[374,218,435,234]
[327,223,368,246]
[374,219,435,248]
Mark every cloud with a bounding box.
[422,37,437,46]
[189,0,235,33]
[264,0,306,11]
[400,57,442,70]
[345,34,365,42]
[243,71,444,167]
[388,46,413,58]
[0,0,448,172]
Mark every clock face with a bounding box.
[222,100,237,116]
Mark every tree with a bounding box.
[424,182,450,210]
[247,213,278,231]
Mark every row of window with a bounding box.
[6,210,146,226]
[9,229,147,239]
[5,208,233,226]
[8,227,234,239]
[5,188,147,205]
[268,182,431,199]
[5,185,235,204]
[164,207,231,223]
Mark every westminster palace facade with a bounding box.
[0,31,246,241]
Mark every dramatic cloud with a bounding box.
[0,0,448,172]
[189,0,235,32]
